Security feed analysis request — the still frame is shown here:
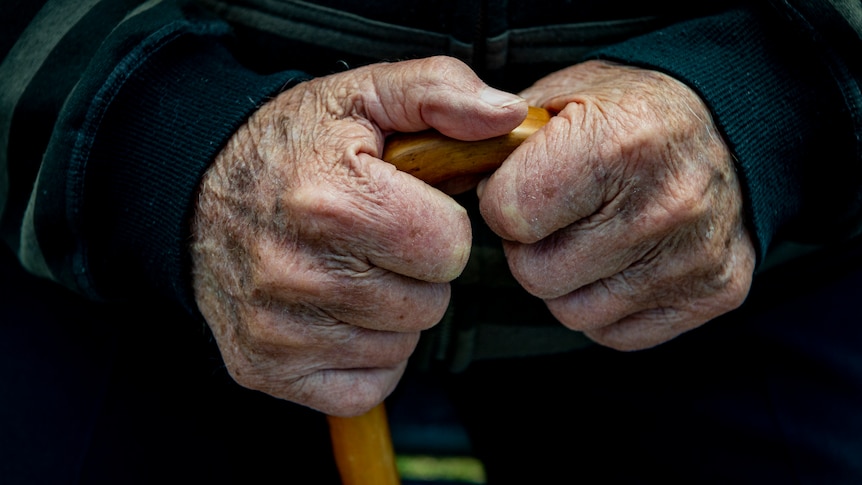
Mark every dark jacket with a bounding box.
[2,1,862,483]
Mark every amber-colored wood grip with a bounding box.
[328,106,551,485]
[328,405,401,485]
[383,106,551,186]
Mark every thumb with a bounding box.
[366,56,528,140]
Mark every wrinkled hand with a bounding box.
[191,56,527,416]
[479,60,756,351]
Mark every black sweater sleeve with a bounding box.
[588,2,862,270]
[1,0,309,313]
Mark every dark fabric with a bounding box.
[445,243,862,484]
[0,246,341,484]
[30,1,309,311]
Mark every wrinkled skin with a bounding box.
[190,57,528,416]
[479,60,757,351]
[192,55,757,415]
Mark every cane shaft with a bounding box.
[328,405,400,485]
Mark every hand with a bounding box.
[478,60,756,351]
[190,56,527,416]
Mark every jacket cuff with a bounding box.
[588,6,854,268]
[83,32,308,314]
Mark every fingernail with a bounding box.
[481,87,525,108]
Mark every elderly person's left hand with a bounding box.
[478,60,756,350]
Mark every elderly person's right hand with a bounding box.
[190,57,527,416]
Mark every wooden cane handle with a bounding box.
[327,106,551,485]
[383,106,552,187]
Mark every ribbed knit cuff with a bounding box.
[84,32,308,314]
[588,6,852,267]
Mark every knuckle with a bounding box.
[649,187,707,237]
[395,289,451,331]
[511,266,554,299]
[505,238,580,299]
[416,55,467,79]
[546,300,589,331]
[505,249,550,296]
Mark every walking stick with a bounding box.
[328,404,401,485]
[327,106,552,485]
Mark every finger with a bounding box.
[501,215,663,299]
[219,306,421,416]
[232,306,423,372]
[584,312,700,352]
[250,235,453,332]
[286,152,473,283]
[361,56,528,140]
[546,278,703,351]
[479,103,611,243]
[577,255,754,351]
[544,272,647,332]
[542,246,733,333]
[546,233,754,350]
